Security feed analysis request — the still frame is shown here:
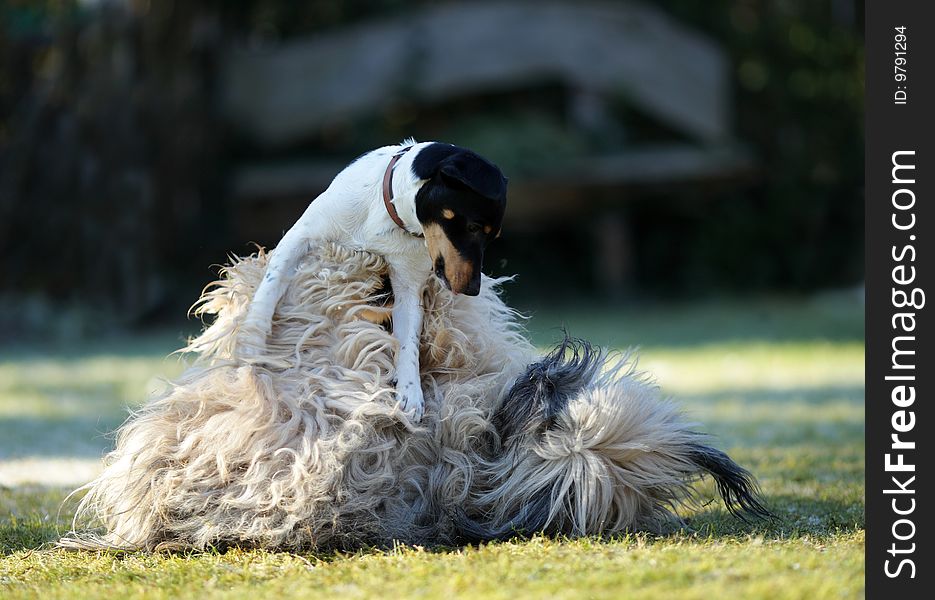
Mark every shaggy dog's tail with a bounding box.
[685,444,772,522]
[455,337,771,542]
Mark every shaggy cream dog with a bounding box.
[61,243,768,551]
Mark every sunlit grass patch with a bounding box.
[0,533,864,600]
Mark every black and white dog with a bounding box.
[240,140,507,421]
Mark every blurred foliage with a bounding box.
[651,0,864,292]
[1,0,226,333]
[0,0,864,332]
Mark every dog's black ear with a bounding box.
[439,157,507,202]
[413,142,507,202]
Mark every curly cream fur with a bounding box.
[61,243,752,551]
[472,362,708,537]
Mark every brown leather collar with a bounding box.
[382,146,417,234]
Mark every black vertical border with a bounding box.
[866,1,934,597]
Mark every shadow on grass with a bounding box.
[677,384,864,408]
[0,484,83,555]
[521,296,864,349]
[662,384,865,450]
[0,415,123,459]
[0,518,66,555]
[0,491,863,558]
[678,493,863,540]
[0,331,195,363]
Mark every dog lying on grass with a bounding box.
[61,242,769,551]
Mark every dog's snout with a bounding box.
[462,277,481,296]
[449,269,481,296]
[433,256,452,290]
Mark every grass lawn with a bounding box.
[0,294,864,599]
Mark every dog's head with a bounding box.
[412,143,507,296]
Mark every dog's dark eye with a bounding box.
[466,222,482,234]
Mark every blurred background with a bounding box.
[0,0,863,340]
[0,1,865,558]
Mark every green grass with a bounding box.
[0,295,864,599]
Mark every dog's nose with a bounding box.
[462,278,481,296]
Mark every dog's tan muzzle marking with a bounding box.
[424,223,475,295]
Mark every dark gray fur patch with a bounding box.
[450,490,553,543]
[493,336,603,442]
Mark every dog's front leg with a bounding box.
[239,221,315,357]
[388,272,425,422]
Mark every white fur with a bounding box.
[240,140,440,421]
[60,244,752,551]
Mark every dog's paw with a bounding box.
[396,379,425,422]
